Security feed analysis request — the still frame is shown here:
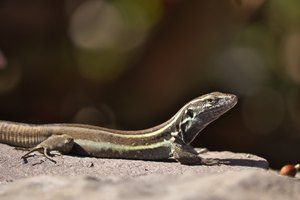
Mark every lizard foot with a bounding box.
[21,134,74,164]
[200,158,229,165]
[172,139,228,165]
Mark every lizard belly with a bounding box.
[71,139,173,160]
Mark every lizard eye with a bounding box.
[207,98,214,103]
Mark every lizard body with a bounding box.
[0,92,237,165]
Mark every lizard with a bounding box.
[0,92,237,165]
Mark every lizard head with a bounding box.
[178,92,237,144]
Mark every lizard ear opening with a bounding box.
[186,108,194,119]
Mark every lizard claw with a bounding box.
[201,158,229,165]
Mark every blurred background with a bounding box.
[0,0,299,168]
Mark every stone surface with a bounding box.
[0,143,298,200]
[0,143,268,182]
[0,171,299,200]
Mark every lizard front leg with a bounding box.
[21,134,74,163]
[171,137,223,165]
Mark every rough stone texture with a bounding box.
[0,171,299,200]
[0,143,268,182]
[0,143,299,200]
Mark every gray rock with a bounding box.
[0,171,299,200]
[0,143,268,182]
[1,143,298,200]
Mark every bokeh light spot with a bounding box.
[0,50,7,69]
[214,47,268,94]
[0,63,22,93]
[282,31,300,84]
[70,0,122,50]
[76,49,126,82]
[286,90,300,133]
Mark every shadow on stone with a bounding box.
[222,158,269,169]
